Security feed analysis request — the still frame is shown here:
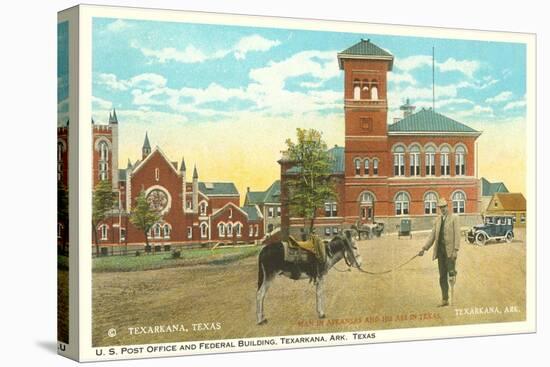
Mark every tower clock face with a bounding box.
[147,189,168,211]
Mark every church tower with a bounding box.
[142,132,151,159]
[337,39,393,223]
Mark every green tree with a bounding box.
[129,190,162,249]
[285,128,336,236]
[92,180,114,257]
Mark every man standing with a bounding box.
[418,198,460,306]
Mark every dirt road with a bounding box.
[93,230,526,347]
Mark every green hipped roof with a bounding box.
[481,177,509,197]
[338,39,393,70]
[198,182,239,196]
[286,146,344,175]
[245,180,281,205]
[389,108,479,133]
[340,38,392,57]
[241,205,262,221]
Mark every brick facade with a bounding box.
[92,117,264,248]
[280,40,482,238]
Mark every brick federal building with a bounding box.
[280,39,483,239]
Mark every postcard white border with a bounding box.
[75,4,536,362]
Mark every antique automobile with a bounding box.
[466,215,514,246]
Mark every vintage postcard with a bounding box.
[57,5,536,362]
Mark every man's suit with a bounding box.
[423,213,460,301]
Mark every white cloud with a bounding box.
[503,99,526,111]
[94,49,344,120]
[132,34,280,64]
[388,72,417,85]
[96,73,129,91]
[485,91,513,104]
[249,50,340,90]
[106,19,132,32]
[233,35,281,60]
[95,72,167,91]
[437,58,480,79]
[395,54,480,79]
[92,96,113,110]
[395,55,432,72]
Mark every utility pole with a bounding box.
[432,46,435,111]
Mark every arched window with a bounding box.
[371,84,379,100]
[153,223,162,238]
[440,146,451,176]
[226,223,233,237]
[218,223,225,237]
[424,192,438,215]
[373,158,379,175]
[455,145,466,175]
[163,224,171,239]
[200,222,208,238]
[99,224,108,240]
[353,80,361,100]
[99,141,109,162]
[425,145,436,176]
[354,158,361,176]
[360,191,375,204]
[452,191,466,213]
[235,223,242,237]
[364,159,370,175]
[199,201,208,216]
[395,192,410,216]
[393,145,405,176]
[409,145,421,176]
[57,142,64,162]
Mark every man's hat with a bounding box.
[437,198,448,207]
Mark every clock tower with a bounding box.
[337,39,393,223]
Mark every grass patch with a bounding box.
[58,254,69,271]
[92,246,261,273]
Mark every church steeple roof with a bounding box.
[180,156,186,172]
[109,109,118,124]
[142,132,151,150]
[193,165,198,179]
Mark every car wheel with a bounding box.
[505,231,514,243]
[475,232,487,246]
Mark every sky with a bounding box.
[90,17,528,198]
[58,21,69,125]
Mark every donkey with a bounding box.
[256,230,362,325]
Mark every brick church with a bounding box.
[90,111,264,248]
[280,39,483,238]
